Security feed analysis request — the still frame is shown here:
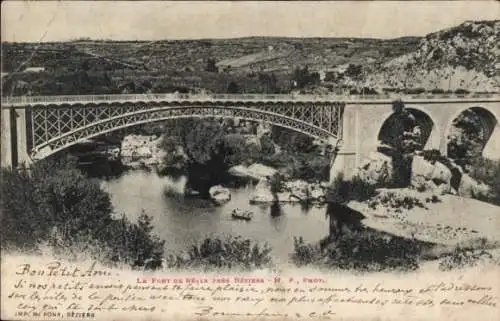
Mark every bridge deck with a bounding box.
[2,93,500,107]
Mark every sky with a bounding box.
[1,1,499,42]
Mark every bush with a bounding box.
[1,157,165,269]
[439,246,496,271]
[291,155,330,182]
[291,236,323,266]
[1,157,112,250]
[259,134,276,155]
[165,236,272,271]
[325,229,422,272]
[326,174,377,204]
[467,157,500,205]
[269,172,286,198]
[292,66,320,89]
[368,191,428,211]
[292,228,425,272]
[259,150,329,182]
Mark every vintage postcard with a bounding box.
[1,1,499,320]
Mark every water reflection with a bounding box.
[100,169,330,263]
[300,201,313,214]
[270,201,282,217]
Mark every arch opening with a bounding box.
[377,108,435,154]
[446,107,498,166]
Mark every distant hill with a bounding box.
[1,20,498,96]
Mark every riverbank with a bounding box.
[350,190,500,246]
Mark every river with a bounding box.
[99,170,330,264]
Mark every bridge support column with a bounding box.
[483,123,500,161]
[1,107,31,168]
[1,108,13,167]
[329,104,360,184]
[15,108,32,167]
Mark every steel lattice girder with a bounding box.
[29,102,344,159]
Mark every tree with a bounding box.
[258,73,279,93]
[292,66,308,88]
[227,81,241,94]
[161,119,228,196]
[205,58,218,72]
[344,64,363,78]
[131,211,165,268]
[385,100,420,187]
[259,134,275,155]
[447,109,486,168]
[1,165,50,250]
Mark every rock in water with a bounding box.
[249,178,326,204]
[228,163,277,180]
[286,180,309,200]
[249,178,275,203]
[209,185,231,204]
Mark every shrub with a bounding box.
[438,247,495,271]
[468,157,500,205]
[291,155,330,182]
[1,157,113,250]
[259,134,276,155]
[165,236,272,271]
[368,191,428,211]
[292,228,426,272]
[292,66,320,88]
[291,236,323,266]
[1,157,165,269]
[325,229,422,272]
[326,174,377,204]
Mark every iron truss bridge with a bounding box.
[2,95,349,160]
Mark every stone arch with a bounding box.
[377,107,437,153]
[445,106,499,161]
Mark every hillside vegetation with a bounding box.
[365,20,499,92]
[2,20,498,96]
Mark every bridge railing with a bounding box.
[2,92,499,106]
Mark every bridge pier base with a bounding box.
[329,149,357,184]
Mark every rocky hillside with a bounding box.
[365,20,499,92]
